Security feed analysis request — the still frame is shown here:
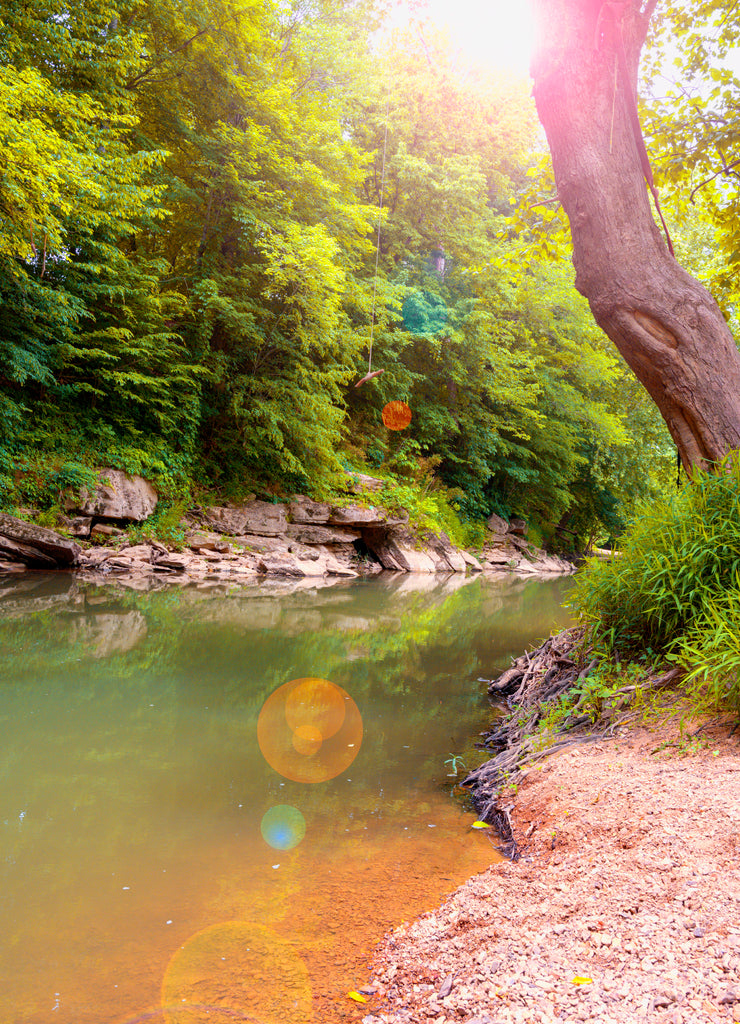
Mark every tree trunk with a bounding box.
[531,0,740,471]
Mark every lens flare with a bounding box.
[284,677,345,741]
[382,401,412,431]
[258,677,363,784]
[162,921,311,1024]
[291,723,323,757]
[260,805,306,851]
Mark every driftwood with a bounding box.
[463,627,684,859]
[462,627,592,858]
[468,622,687,856]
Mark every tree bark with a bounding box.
[531,0,740,471]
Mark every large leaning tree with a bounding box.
[531,0,740,471]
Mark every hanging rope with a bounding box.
[355,97,389,388]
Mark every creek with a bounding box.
[0,571,572,1024]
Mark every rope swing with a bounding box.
[355,98,389,388]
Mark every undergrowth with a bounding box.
[375,479,487,550]
[341,457,488,550]
[127,501,189,549]
[573,453,740,717]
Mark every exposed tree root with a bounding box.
[461,627,683,859]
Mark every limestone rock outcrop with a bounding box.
[476,512,574,576]
[206,501,288,537]
[486,512,509,537]
[0,513,80,567]
[285,524,361,545]
[0,482,574,582]
[362,526,473,574]
[342,471,385,494]
[66,469,158,522]
[288,497,333,525]
[329,504,407,527]
[287,496,407,529]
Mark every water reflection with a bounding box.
[0,573,572,1024]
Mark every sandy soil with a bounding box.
[361,717,740,1024]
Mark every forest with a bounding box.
[1,0,736,552]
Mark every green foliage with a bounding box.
[444,754,467,777]
[344,27,674,542]
[0,0,676,542]
[537,660,642,736]
[367,474,484,550]
[6,453,100,511]
[643,0,740,320]
[128,500,188,548]
[678,592,740,714]
[573,454,740,714]
[0,1,201,492]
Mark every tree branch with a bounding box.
[637,0,659,45]
[125,27,212,89]
[689,156,740,204]
[528,193,561,209]
[718,0,740,27]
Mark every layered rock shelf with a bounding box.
[479,513,573,577]
[0,470,575,581]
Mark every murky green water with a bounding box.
[0,572,572,1024]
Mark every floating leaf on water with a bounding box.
[472,821,490,829]
[347,990,368,1003]
[571,976,593,985]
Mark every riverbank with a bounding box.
[362,715,740,1024]
[0,471,576,581]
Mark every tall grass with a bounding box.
[574,454,740,712]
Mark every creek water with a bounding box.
[0,571,573,1024]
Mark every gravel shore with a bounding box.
[363,720,740,1024]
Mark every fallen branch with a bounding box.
[464,627,685,858]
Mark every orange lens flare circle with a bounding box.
[162,921,311,1024]
[284,677,346,740]
[382,401,412,431]
[291,723,323,757]
[258,677,362,784]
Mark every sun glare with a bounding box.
[425,0,536,77]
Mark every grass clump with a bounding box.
[574,453,740,714]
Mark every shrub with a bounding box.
[574,453,740,712]
[677,589,740,714]
[376,479,486,550]
[128,500,188,549]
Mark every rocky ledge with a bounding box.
[479,513,573,577]
[0,470,574,581]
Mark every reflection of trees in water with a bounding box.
[0,572,573,959]
[0,575,573,829]
[0,573,572,701]
[0,573,573,811]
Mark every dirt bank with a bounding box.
[362,718,740,1024]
